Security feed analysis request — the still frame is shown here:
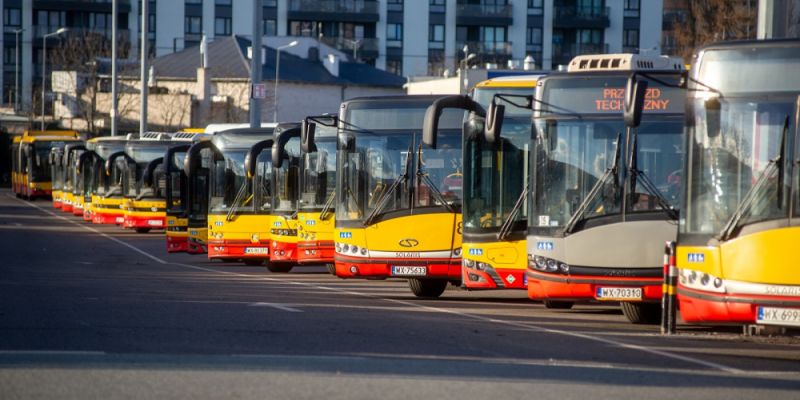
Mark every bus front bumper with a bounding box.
[167,232,189,253]
[297,240,334,264]
[678,285,800,324]
[270,240,298,263]
[123,214,166,229]
[188,237,208,254]
[208,239,270,261]
[93,211,124,225]
[463,265,526,290]
[525,267,663,302]
[334,255,461,280]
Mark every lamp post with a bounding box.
[273,40,298,123]
[42,27,69,131]
[14,28,24,113]
[460,52,477,93]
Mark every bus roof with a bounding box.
[22,130,80,138]
[204,123,278,134]
[474,74,543,88]
[567,53,684,73]
[20,136,82,144]
[210,128,276,151]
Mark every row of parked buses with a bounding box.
[11,39,799,330]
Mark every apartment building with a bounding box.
[1,0,664,108]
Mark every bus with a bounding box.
[93,136,135,224]
[165,131,210,252]
[11,135,22,196]
[120,133,175,232]
[80,136,131,222]
[425,75,541,290]
[61,142,87,213]
[49,146,66,209]
[268,123,302,271]
[297,116,338,272]
[14,131,80,200]
[206,127,277,263]
[527,54,685,323]
[676,39,800,328]
[334,96,465,297]
[183,138,218,254]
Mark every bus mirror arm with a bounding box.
[485,100,505,144]
[245,139,274,179]
[624,76,648,128]
[423,95,485,149]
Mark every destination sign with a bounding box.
[539,75,684,115]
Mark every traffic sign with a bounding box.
[252,83,267,99]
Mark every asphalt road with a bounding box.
[0,189,799,399]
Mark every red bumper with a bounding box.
[463,266,526,289]
[72,206,84,217]
[335,255,461,280]
[678,286,800,324]
[27,188,50,198]
[207,239,270,261]
[123,215,165,230]
[93,211,124,225]
[53,200,62,209]
[83,209,93,221]
[62,204,74,213]
[187,238,208,254]
[526,268,662,302]
[296,240,334,264]
[167,235,189,253]
[270,240,298,263]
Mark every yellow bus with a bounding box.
[60,142,87,214]
[297,116,338,272]
[14,130,80,200]
[425,75,541,290]
[165,131,210,252]
[267,123,302,271]
[120,133,175,233]
[79,137,130,222]
[93,136,134,224]
[206,127,276,263]
[676,39,800,328]
[333,96,464,297]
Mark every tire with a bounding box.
[543,300,574,309]
[135,228,151,233]
[621,302,661,324]
[243,259,265,266]
[325,263,336,275]
[266,262,293,273]
[408,278,448,298]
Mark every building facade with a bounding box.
[1,0,663,109]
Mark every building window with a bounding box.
[185,16,202,34]
[215,17,231,35]
[526,27,542,46]
[215,0,232,5]
[35,10,66,28]
[386,58,402,76]
[528,0,543,15]
[89,13,111,30]
[430,0,445,13]
[3,8,21,27]
[264,19,277,36]
[185,0,202,4]
[4,46,15,65]
[624,0,640,18]
[429,24,445,49]
[623,29,639,52]
[388,0,403,12]
[387,23,403,47]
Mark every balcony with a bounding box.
[456,1,513,25]
[288,0,379,23]
[553,6,610,28]
[33,26,130,43]
[318,36,379,60]
[552,43,609,66]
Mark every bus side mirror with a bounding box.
[424,95,484,149]
[301,120,316,153]
[485,101,505,144]
[704,97,722,138]
[271,144,284,169]
[624,77,648,128]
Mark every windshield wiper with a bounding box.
[498,185,528,240]
[562,132,622,235]
[718,115,789,241]
[415,144,456,213]
[363,144,413,226]
[225,181,249,222]
[627,129,679,221]
[319,191,335,220]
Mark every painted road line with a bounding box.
[249,302,303,312]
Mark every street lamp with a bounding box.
[41,27,69,131]
[273,40,298,122]
[14,28,24,113]
[460,53,477,92]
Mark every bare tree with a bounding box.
[672,0,757,61]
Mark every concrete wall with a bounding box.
[640,0,665,53]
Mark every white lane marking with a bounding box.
[8,195,166,265]
[249,302,303,312]
[0,350,106,356]
[9,195,745,375]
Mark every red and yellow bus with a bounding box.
[165,130,210,252]
[266,124,302,271]
[120,133,175,232]
[13,130,80,200]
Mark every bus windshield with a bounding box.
[299,137,337,211]
[273,137,301,214]
[463,116,530,231]
[167,151,188,213]
[473,86,535,116]
[188,149,213,224]
[253,151,272,214]
[32,142,63,181]
[209,150,251,214]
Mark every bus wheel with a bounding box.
[266,262,293,273]
[243,259,265,266]
[409,279,447,298]
[135,228,151,234]
[621,302,661,324]
[543,300,574,309]
[325,263,336,275]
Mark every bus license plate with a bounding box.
[115,217,124,223]
[148,220,163,226]
[391,266,427,277]
[757,307,800,327]
[596,287,642,301]
[244,247,269,255]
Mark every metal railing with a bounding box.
[460,41,513,56]
[456,2,513,19]
[553,6,609,20]
[288,0,379,14]
[318,36,379,54]
[553,43,609,64]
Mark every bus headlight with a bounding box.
[453,248,462,257]
[680,268,726,294]
[464,259,476,268]
[360,248,368,256]
[351,245,359,254]
[476,262,491,271]
[335,242,341,252]
[341,244,350,253]
[546,259,558,272]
